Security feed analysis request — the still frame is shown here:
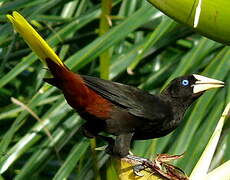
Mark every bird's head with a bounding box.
[163,74,224,104]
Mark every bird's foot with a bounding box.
[125,154,188,180]
[132,164,146,177]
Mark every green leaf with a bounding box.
[190,102,230,179]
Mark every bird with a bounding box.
[43,58,224,157]
[7,12,225,159]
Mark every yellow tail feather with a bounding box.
[6,11,64,67]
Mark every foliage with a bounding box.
[148,0,230,45]
[0,0,229,179]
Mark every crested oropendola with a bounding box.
[7,11,224,161]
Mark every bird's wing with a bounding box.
[82,75,170,121]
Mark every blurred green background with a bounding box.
[0,0,229,179]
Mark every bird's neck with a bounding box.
[160,90,195,109]
[159,91,196,129]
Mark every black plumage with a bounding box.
[44,59,224,157]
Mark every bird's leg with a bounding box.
[113,133,134,157]
[96,133,134,157]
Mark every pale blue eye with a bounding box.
[182,80,189,86]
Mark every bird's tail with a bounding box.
[6,11,67,76]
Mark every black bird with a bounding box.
[43,58,224,157]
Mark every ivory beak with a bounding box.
[192,74,224,94]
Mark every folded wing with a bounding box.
[82,75,171,122]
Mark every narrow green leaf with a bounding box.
[99,0,112,80]
[128,17,177,71]
[190,102,230,179]
[14,115,83,180]
[0,7,101,88]
[53,139,89,180]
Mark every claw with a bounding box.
[133,164,145,177]
[125,155,153,177]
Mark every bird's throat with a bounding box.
[159,93,197,131]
